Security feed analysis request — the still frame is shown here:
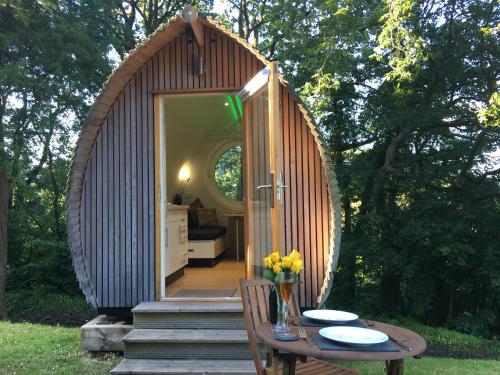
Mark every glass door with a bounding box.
[240,62,284,279]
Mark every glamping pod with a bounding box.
[67,10,341,313]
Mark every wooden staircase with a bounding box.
[110,301,260,374]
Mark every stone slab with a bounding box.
[80,315,132,352]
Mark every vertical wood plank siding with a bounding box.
[279,87,331,308]
[78,26,331,308]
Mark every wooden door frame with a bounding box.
[242,61,283,279]
[153,88,247,301]
[268,62,283,254]
[154,94,167,301]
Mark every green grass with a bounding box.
[6,290,91,313]
[377,317,500,359]
[0,321,119,375]
[340,357,500,374]
[6,290,95,327]
[1,320,500,375]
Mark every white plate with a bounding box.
[319,326,388,345]
[303,309,359,323]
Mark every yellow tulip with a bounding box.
[290,259,303,274]
[270,251,281,263]
[263,256,273,269]
[273,262,282,274]
[281,256,293,269]
[290,249,301,261]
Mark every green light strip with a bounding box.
[226,95,239,122]
[235,95,243,119]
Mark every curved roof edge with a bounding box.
[67,15,341,308]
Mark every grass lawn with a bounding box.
[340,358,500,374]
[0,321,120,375]
[1,321,500,375]
[5,291,95,327]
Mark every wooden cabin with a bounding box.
[67,7,341,317]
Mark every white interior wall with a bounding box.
[164,93,244,228]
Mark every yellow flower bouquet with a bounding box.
[262,249,303,283]
[262,250,303,336]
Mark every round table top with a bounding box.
[255,320,426,362]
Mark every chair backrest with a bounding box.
[239,278,301,375]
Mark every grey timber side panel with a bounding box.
[141,67,149,303]
[135,73,144,304]
[147,59,155,304]
[113,100,120,306]
[119,90,126,306]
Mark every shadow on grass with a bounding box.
[6,290,97,327]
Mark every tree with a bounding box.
[228,0,500,335]
[1,1,222,316]
[0,145,7,319]
[215,145,243,201]
[109,0,215,58]
[0,0,112,318]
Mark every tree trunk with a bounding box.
[0,165,8,320]
[446,283,455,324]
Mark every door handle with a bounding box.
[277,170,287,189]
[256,172,275,208]
[276,171,287,203]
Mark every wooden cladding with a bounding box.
[280,86,331,308]
[77,24,333,309]
[79,28,264,308]
[81,70,156,307]
[151,28,261,92]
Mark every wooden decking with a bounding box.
[110,301,262,374]
[164,259,245,297]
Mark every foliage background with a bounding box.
[0,0,498,337]
[214,145,243,201]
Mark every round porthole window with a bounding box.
[214,145,243,201]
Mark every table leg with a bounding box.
[271,351,297,375]
[235,217,239,262]
[386,359,404,375]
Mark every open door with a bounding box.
[240,62,284,279]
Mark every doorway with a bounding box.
[155,63,282,301]
[157,92,246,300]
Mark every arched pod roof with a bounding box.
[67,15,341,308]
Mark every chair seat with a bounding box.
[265,357,359,375]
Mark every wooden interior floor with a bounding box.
[165,259,246,297]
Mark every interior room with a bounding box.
[163,93,245,298]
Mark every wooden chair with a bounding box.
[240,278,360,375]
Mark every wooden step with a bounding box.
[132,302,243,313]
[124,329,249,343]
[123,329,258,360]
[110,359,257,374]
[132,302,245,330]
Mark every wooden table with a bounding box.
[255,320,426,375]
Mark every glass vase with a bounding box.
[274,289,288,332]
[274,272,296,338]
